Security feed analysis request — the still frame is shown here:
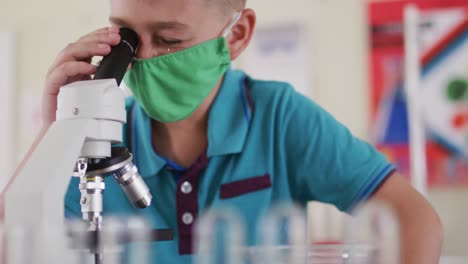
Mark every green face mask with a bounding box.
[123,38,231,122]
[123,12,242,123]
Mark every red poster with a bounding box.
[368,0,468,187]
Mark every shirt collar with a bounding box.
[131,68,253,177]
[207,68,253,157]
[131,104,166,178]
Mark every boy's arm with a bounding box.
[370,173,443,264]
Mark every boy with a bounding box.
[15,0,442,263]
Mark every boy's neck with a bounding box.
[150,77,224,167]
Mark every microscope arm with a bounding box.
[5,118,117,229]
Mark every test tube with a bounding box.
[343,201,400,264]
[0,225,6,263]
[101,217,125,264]
[195,207,246,264]
[42,225,75,264]
[256,203,307,264]
[0,225,35,264]
[126,217,152,264]
[67,219,95,264]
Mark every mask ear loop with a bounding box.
[222,11,243,38]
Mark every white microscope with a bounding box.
[5,28,171,263]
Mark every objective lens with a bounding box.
[85,147,153,209]
[113,163,152,208]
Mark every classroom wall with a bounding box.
[0,0,110,160]
[1,0,466,257]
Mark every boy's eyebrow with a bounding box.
[109,17,189,31]
[109,17,132,28]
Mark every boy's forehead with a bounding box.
[110,0,210,26]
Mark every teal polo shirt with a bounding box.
[64,68,394,263]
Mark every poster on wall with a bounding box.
[368,0,468,187]
[240,23,313,97]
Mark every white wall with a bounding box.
[0,0,110,161]
[0,32,16,190]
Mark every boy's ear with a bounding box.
[227,8,256,60]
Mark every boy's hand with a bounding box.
[42,26,121,127]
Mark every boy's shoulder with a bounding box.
[244,71,296,98]
[242,70,318,115]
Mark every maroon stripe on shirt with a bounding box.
[245,79,255,113]
[220,174,272,199]
[176,152,208,255]
[176,77,255,254]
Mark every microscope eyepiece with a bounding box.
[93,27,139,86]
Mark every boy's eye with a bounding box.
[159,38,183,46]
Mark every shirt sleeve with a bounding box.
[283,86,395,212]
